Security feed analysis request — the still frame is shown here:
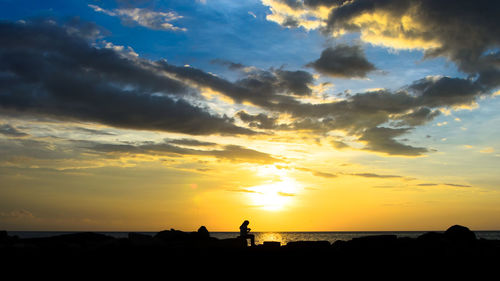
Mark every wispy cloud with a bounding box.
[349,173,403,179]
[0,124,29,137]
[88,4,186,31]
[0,209,35,219]
[480,147,495,154]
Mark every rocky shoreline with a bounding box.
[2,225,500,275]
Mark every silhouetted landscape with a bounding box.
[2,2,500,278]
[2,225,500,276]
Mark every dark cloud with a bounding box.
[331,140,349,149]
[167,138,217,147]
[394,107,440,127]
[350,172,402,179]
[210,59,247,71]
[0,124,29,137]
[323,0,500,92]
[408,77,484,108]
[74,127,117,136]
[359,127,428,156]
[306,44,376,78]
[304,0,348,7]
[236,111,279,130]
[417,183,472,187]
[0,138,78,162]
[282,16,300,28]
[157,56,459,155]
[444,183,472,188]
[0,20,253,136]
[87,140,281,164]
[211,145,281,164]
[158,61,313,108]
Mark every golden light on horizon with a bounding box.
[246,176,301,212]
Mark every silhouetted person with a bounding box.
[239,220,255,246]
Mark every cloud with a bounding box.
[3,11,493,157]
[349,172,402,179]
[306,44,376,78]
[87,140,282,164]
[263,0,500,96]
[159,58,455,155]
[89,4,186,31]
[443,183,472,188]
[480,147,495,154]
[227,189,261,194]
[408,76,484,108]
[167,138,217,147]
[0,209,35,219]
[236,111,280,130]
[417,183,472,188]
[393,107,440,127]
[359,127,428,156]
[161,53,492,155]
[417,183,438,187]
[331,140,349,150]
[0,124,29,137]
[0,20,253,136]
[278,191,296,197]
[295,167,337,178]
[73,127,117,136]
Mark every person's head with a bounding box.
[242,220,249,226]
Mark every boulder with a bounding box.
[218,237,248,248]
[154,229,191,242]
[353,234,397,242]
[417,232,445,243]
[190,226,210,240]
[263,241,281,248]
[350,235,397,248]
[128,232,154,246]
[444,225,476,242]
[286,241,331,249]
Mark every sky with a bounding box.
[1,0,500,231]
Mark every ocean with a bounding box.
[7,231,500,245]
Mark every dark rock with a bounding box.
[263,241,281,248]
[23,232,114,248]
[154,229,191,242]
[0,231,19,245]
[352,234,397,243]
[444,225,476,242]
[218,237,248,248]
[196,226,210,238]
[417,231,445,242]
[286,241,331,249]
[128,232,154,246]
[350,235,397,248]
[0,231,7,241]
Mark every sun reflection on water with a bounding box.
[258,232,283,244]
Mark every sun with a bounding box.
[246,177,300,211]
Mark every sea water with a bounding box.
[8,231,500,245]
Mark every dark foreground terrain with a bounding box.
[1,225,499,277]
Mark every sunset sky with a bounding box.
[1,0,500,231]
